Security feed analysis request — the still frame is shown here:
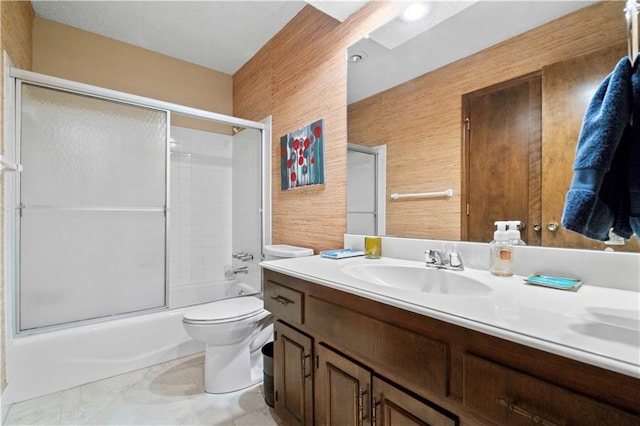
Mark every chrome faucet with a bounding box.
[232,251,254,262]
[425,249,464,271]
[233,266,249,275]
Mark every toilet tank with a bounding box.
[263,244,314,261]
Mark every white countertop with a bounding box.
[261,255,640,379]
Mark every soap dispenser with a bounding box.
[490,221,513,277]
[506,221,526,246]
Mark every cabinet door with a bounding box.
[316,344,371,426]
[274,321,313,426]
[373,376,457,426]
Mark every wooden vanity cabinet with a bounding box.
[263,270,640,426]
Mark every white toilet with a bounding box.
[182,244,313,394]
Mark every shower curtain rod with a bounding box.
[10,68,265,131]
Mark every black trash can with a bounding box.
[262,342,274,407]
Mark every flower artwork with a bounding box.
[280,119,325,190]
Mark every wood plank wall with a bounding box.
[348,1,626,240]
[0,0,35,394]
[233,3,402,253]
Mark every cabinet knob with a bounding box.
[547,222,560,232]
[533,223,542,232]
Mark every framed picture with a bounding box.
[280,119,325,190]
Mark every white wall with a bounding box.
[169,125,264,304]
[169,126,233,306]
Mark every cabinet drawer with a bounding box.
[307,296,448,398]
[264,280,304,324]
[463,353,640,426]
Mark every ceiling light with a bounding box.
[349,50,368,64]
[401,3,427,22]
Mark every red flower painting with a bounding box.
[280,119,325,190]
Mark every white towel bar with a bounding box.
[390,189,453,200]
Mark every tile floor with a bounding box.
[4,354,283,425]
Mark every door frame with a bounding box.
[347,143,387,235]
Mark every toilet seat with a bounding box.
[183,296,265,324]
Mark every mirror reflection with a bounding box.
[346,0,640,252]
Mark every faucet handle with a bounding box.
[425,249,443,266]
[232,251,254,262]
[448,252,464,270]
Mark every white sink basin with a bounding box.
[341,264,492,296]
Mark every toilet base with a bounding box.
[203,342,259,393]
[202,324,274,394]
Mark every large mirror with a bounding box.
[346,0,640,252]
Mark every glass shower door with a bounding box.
[18,83,168,332]
[232,127,263,294]
[347,148,378,235]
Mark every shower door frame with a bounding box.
[346,143,386,236]
[6,68,270,336]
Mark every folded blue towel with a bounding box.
[562,57,634,241]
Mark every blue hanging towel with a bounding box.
[629,57,640,237]
[561,57,634,241]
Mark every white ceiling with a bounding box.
[348,1,595,104]
[31,1,310,75]
[31,1,375,75]
[32,1,595,104]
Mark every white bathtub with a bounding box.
[4,281,258,405]
[170,279,257,308]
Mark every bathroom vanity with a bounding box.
[262,253,640,426]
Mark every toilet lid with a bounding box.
[183,296,264,323]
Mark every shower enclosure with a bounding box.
[7,69,269,335]
[168,123,264,307]
[346,143,386,236]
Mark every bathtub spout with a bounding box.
[233,266,248,275]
